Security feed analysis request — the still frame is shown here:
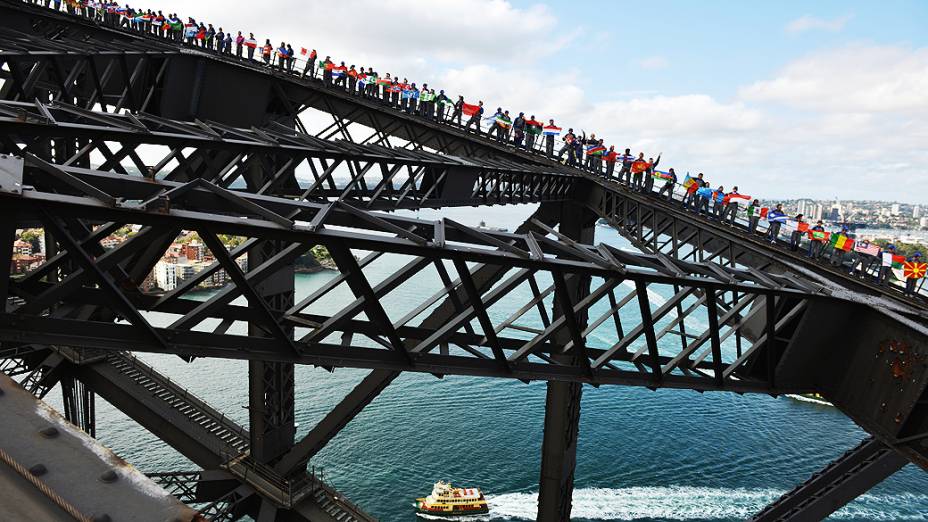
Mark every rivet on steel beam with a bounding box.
[99,469,118,483]
[92,514,112,522]
[29,464,47,476]
[0,387,4,396]
[39,426,59,438]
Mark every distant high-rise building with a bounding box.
[891,203,901,216]
[914,205,921,219]
[921,217,928,229]
[797,200,810,216]
[813,204,823,221]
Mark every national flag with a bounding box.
[652,170,674,182]
[377,78,393,86]
[586,145,607,156]
[331,68,346,79]
[723,193,751,204]
[300,48,308,56]
[768,213,788,223]
[542,125,561,137]
[495,114,512,129]
[244,38,257,49]
[682,174,697,189]
[854,242,881,256]
[882,253,906,268]
[462,103,481,117]
[168,19,184,31]
[903,262,927,280]
[808,230,829,241]
[525,120,543,135]
[631,160,649,174]
[760,208,769,219]
[828,234,854,252]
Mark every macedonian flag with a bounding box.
[903,261,927,280]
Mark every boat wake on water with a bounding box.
[415,486,928,520]
[785,394,834,407]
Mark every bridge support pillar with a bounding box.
[248,239,296,463]
[537,203,595,522]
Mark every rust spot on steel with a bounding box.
[880,339,925,382]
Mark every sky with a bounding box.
[148,0,928,203]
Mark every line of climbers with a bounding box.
[26,0,928,300]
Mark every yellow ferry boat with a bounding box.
[415,481,489,516]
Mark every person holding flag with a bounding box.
[712,185,726,219]
[419,86,433,118]
[184,19,198,44]
[493,109,512,142]
[644,154,661,193]
[301,49,317,78]
[828,225,853,266]
[604,146,619,179]
[276,42,288,70]
[747,200,762,234]
[451,96,465,125]
[347,65,358,94]
[261,40,273,66]
[407,83,420,114]
[195,24,207,47]
[435,91,451,122]
[463,100,484,132]
[630,153,650,191]
[512,112,526,148]
[558,129,576,164]
[695,183,714,216]
[807,220,826,258]
[904,252,925,296]
[543,120,560,157]
[581,133,597,170]
[766,204,787,243]
[657,168,677,200]
[244,34,258,61]
[788,213,806,251]
[334,62,348,88]
[524,116,542,151]
[618,148,634,185]
[721,186,750,225]
[878,244,898,285]
[321,56,334,84]
[167,14,183,41]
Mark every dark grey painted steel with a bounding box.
[537,203,595,521]
[750,437,907,521]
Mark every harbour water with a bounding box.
[47,205,928,521]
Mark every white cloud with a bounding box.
[741,44,928,114]
[131,2,925,202]
[150,0,565,71]
[637,56,669,70]
[785,14,853,34]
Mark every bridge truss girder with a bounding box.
[3,3,928,519]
